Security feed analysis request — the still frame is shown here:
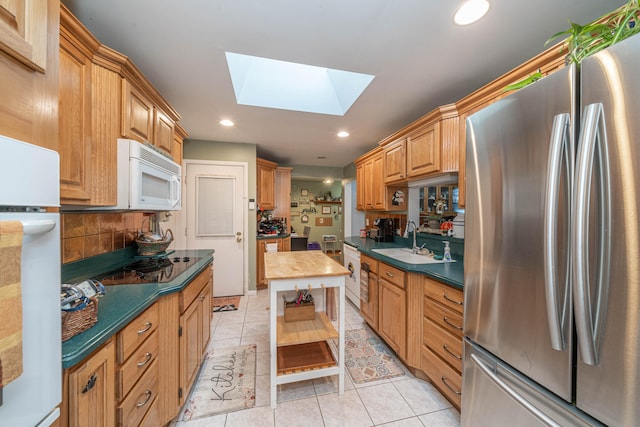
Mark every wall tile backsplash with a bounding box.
[61,212,152,263]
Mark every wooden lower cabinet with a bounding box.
[359,254,379,331]
[257,237,290,287]
[61,265,214,427]
[66,340,116,427]
[179,265,213,406]
[377,263,406,359]
[421,277,464,409]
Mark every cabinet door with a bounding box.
[59,36,92,202]
[281,237,291,252]
[378,278,406,358]
[360,273,379,331]
[372,154,385,210]
[172,132,184,165]
[383,138,406,183]
[0,0,47,72]
[154,107,175,155]
[180,299,202,400]
[407,122,441,177]
[200,282,212,353]
[122,79,154,143]
[356,162,365,210]
[68,340,116,427]
[257,162,276,210]
[363,158,374,210]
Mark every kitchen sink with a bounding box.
[371,248,453,264]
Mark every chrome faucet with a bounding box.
[408,220,418,253]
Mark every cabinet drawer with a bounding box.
[117,329,159,401]
[423,317,462,372]
[117,359,158,427]
[423,279,463,314]
[360,254,378,275]
[138,396,160,427]
[424,297,463,338]
[379,262,405,289]
[117,303,159,364]
[180,266,211,313]
[422,346,461,409]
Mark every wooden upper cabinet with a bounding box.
[273,167,292,226]
[172,123,188,165]
[257,158,277,211]
[122,79,154,143]
[154,107,175,155]
[0,0,48,72]
[372,153,385,210]
[383,138,406,183]
[59,31,92,202]
[356,162,365,210]
[407,122,440,177]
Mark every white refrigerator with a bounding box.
[0,136,61,426]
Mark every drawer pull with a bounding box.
[136,390,153,408]
[137,352,153,368]
[443,316,463,331]
[137,321,152,335]
[385,272,395,278]
[81,374,97,394]
[443,293,463,306]
[443,344,463,360]
[441,376,461,395]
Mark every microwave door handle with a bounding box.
[21,220,56,235]
[169,175,180,207]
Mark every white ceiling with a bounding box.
[61,0,625,168]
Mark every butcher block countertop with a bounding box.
[264,250,349,280]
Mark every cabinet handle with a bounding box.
[385,272,395,278]
[199,295,205,302]
[443,293,463,306]
[443,316,463,331]
[137,352,152,368]
[443,344,463,360]
[441,376,461,395]
[81,374,97,394]
[137,321,152,335]
[136,390,153,408]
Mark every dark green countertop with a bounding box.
[61,249,214,369]
[256,233,290,240]
[343,236,463,290]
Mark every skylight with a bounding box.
[225,52,374,116]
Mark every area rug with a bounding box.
[343,328,405,384]
[212,296,241,312]
[179,344,256,421]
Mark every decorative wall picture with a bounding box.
[290,202,298,208]
[298,199,310,206]
[392,189,405,206]
[316,217,333,226]
[301,214,309,223]
[300,189,308,196]
[291,211,300,217]
[322,206,331,214]
[338,206,342,214]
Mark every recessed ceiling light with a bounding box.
[337,131,350,138]
[317,156,326,159]
[220,119,234,127]
[323,179,334,184]
[454,0,490,26]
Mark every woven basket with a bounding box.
[61,297,98,342]
[135,229,174,256]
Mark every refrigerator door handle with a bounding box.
[573,102,612,366]
[470,353,562,427]
[544,113,571,351]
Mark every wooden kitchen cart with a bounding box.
[264,251,349,409]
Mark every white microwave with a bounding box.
[114,139,181,211]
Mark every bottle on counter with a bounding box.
[443,241,452,262]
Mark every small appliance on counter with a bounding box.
[372,218,396,242]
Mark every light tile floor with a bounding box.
[171,289,461,427]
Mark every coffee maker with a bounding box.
[373,218,396,242]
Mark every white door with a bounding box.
[184,161,247,297]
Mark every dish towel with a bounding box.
[0,221,24,402]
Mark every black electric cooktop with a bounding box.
[95,255,201,285]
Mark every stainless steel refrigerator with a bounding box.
[463,33,640,426]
